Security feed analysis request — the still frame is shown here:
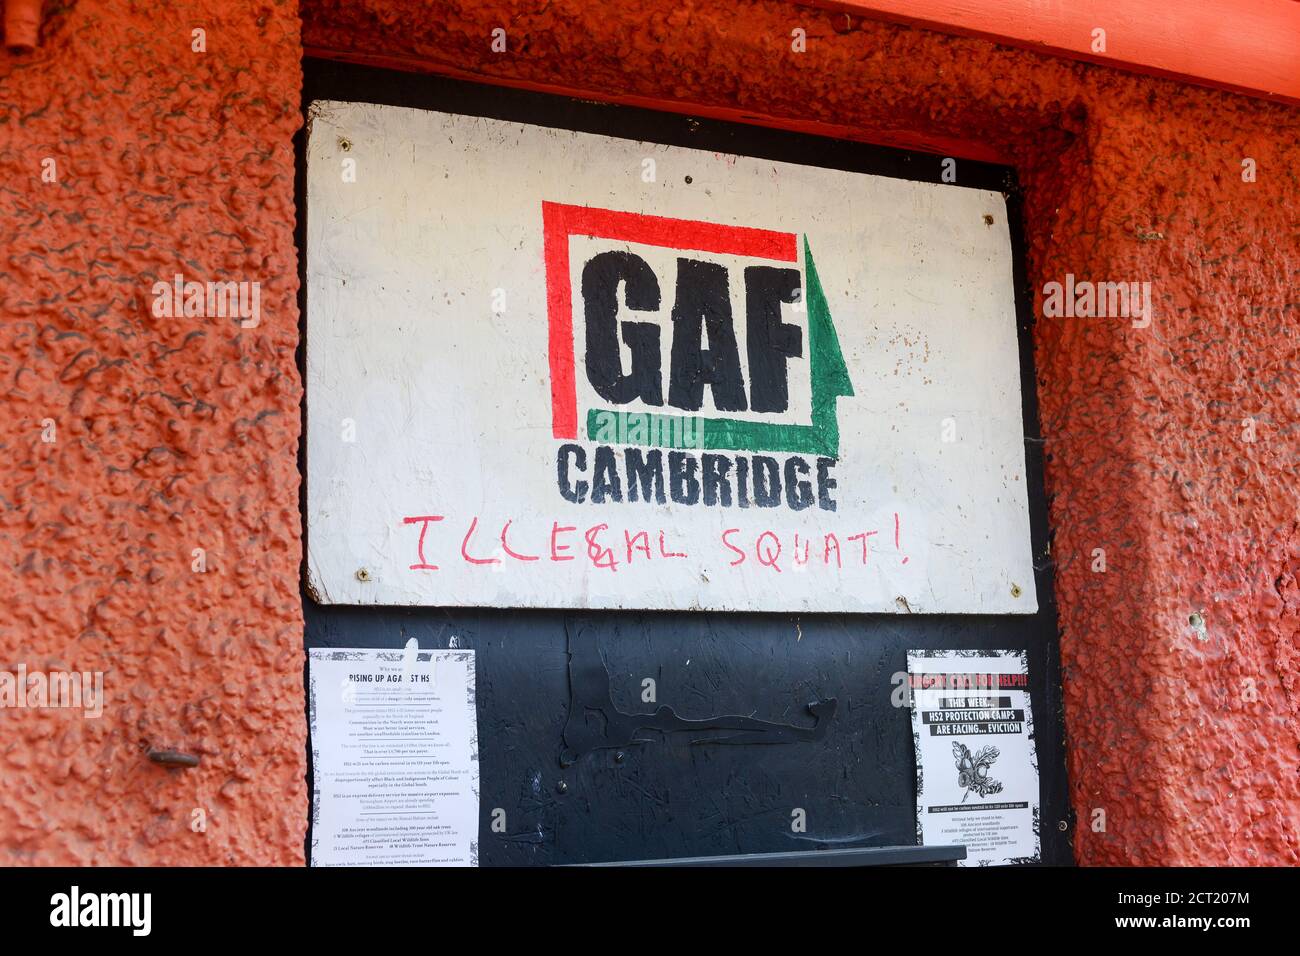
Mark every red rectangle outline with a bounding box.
[543,201,798,438]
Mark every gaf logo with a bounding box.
[542,202,853,458]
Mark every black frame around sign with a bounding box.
[294,57,1071,867]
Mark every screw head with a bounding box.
[355,568,371,582]
[1010,583,1023,598]
[1057,819,1068,831]
[148,749,200,769]
[556,780,568,794]
[614,751,625,763]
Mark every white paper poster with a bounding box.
[304,100,1038,615]
[908,649,1040,866]
[308,646,479,866]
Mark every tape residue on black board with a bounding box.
[559,621,837,766]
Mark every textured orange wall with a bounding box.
[2,0,1296,865]
[0,0,307,864]
[299,2,1300,866]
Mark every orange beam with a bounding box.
[803,0,1300,106]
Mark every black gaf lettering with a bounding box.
[583,251,663,406]
[744,266,803,413]
[668,258,747,412]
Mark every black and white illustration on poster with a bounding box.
[308,644,479,866]
[908,649,1040,866]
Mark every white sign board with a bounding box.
[908,650,1040,866]
[305,100,1036,613]
[308,646,479,866]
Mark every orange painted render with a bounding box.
[0,0,307,864]
[807,0,1300,106]
[1,0,1297,865]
